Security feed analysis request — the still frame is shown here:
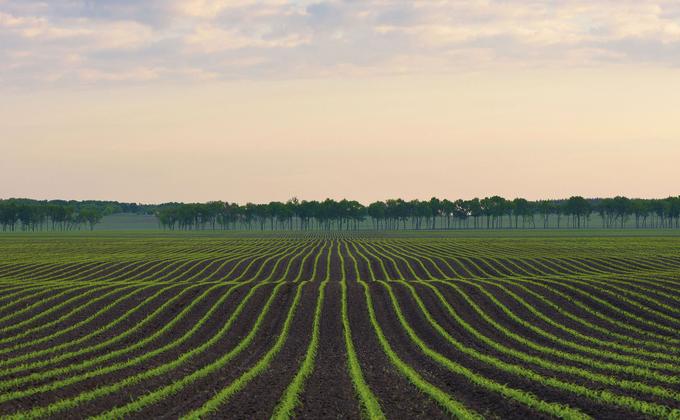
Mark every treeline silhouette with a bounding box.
[0,199,150,231]
[154,196,680,231]
[3,196,680,232]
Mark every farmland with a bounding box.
[0,231,679,419]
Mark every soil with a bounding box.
[1,237,677,419]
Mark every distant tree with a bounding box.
[429,197,441,229]
[537,200,553,229]
[612,196,631,228]
[467,198,482,229]
[453,199,470,228]
[78,206,104,231]
[630,199,648,228]
[666,197,680,228]
[441,199,454,229]
[512,198,532,228]
[565,196,590,228]
[5,195,680,232]
[368,201,386,230]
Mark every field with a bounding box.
[0,231,679,419]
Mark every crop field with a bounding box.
[0,232,679,419]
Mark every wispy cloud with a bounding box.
[175,0,295,19]
[185,25,310,52]
[1,0,680,88]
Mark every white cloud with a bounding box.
[2,0,680,87]
[78,67,160,82]
[0,11,86,38]
[175,0,289,19]
[374,1,680,47]
[185,24,309,52]
[1,12,153,49]
[91,20,155,49]
[176,0,230,19]
[0,11,31,27]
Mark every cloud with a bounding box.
[175,0,292,19]
[0,11,86,39]
[78,66,160,82]
[0,11,153,49]
[185,24,309,52]
[2,0,680,88]
[176,0,233,19]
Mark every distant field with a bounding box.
[95,213,665,232]
[95,213,159,230]
[0,231,678,419]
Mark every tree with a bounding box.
[467,198,482,229]
[612,196,631,228]
[565,196,590,228]
[6,195,680,233]
[630,199,648,228]
[512,198,531,228]
[368,201,386,230]
[429,197,441,229]
[537,200,554,229]
[79,206,104,231]
[441,199,454,229]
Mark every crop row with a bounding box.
[0,234,678,419]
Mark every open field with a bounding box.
[0,231,679,419]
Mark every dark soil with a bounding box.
[1,237,676,420]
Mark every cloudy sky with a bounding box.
[2,0,680,203]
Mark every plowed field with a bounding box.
[0,232,679,419]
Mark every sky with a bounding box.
[1,0,679,204]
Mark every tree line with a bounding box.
[154,196,680,231]
[0,199,150,232]
[3,196,680,232]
